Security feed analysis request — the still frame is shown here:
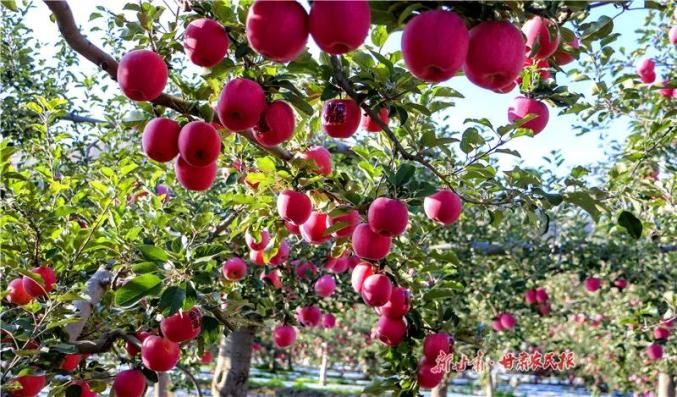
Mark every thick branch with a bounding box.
[205,305,236,332]
[71,329,140,354]
[44,0,292,162]
[64,267,113,342]
[177,364,204,397]
[207,208,242,243]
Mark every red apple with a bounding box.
[183,18,229,67]
[141,335,180,372]
[499,313,516,330]
[375,316,406,346]
[297,306,322,327]
[113,369,146,397]
[160,308,202,343]
[174,156,217,191]
[361,274,392,307]
[401,10,468,83]
[367,197,408,236]
[670,26,677,45]
[614,278,628,290]
[463,21,526,90]
[522,16,560,59]
[222,257,247,281]
[249,249,266,265]
[376,287,411,319]
[491,318,505,332]
[253,100,296,147]
[246,0,308,63]
[352,223,392,260]
[268,241,290,266]
[200,351,213,364]
[125,331,152,357]
[538,302,551,316]
[141,118,181,162]
[308,0,370,55]
[300,211,331,244]
[535,287,549,303]
[322,313,336,329]
[361,107,388,132]
[60,353,82,371]
[314,275,336,298]
[300,146,332,176]
[584,277,601,292]
[71,381,96,397]
[8,375,46,397]
[654,327,670,340]
[273,324,297,348]
[553,36,580,65]
[525,289,537,305]
[260,269,282,289]
[117,50,168,101]
[658,80,675,98]
[285,221,301,235]
[326,255,349,274]
[22,266,56,297]
[424,190,462,225]
[178,121,221,167]
[507,96,549,134]
[246,229,270,251]
[423,333,453,362]
[636,58,656,84]
[321,99,361,138]
[417,358,444,389]
[216,78,266,131]
[295,261,318,280]
[351,262,375,293]
[646,343,663,361]
[494,80,517,94]
[277,190,312,225]
[6,278,32,305]
[326,208,360,238]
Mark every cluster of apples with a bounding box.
[584,275,630,293]
[647,317,673,361]
[636,57,677,99]
[416,333,455,389]
[525,287,551,316]
[491,312,517,332]
[5,265,57,306]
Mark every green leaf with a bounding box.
[566,191,601,221]
[114,274,162,307]
[138,245,169,262]
[618,211,642,239]
[392,163,415,187]
[2,0,18,12]
[371,25,388,47]
[158,286,186,316]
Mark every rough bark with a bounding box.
[213,326,257,397]
[319,342,329,386]
[658,373,676,397]
[64,267,112,342]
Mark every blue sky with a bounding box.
[22,2,655,175]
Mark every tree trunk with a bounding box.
[153,373,171,397]
[212,326,257,397]
[319,342,329,386]
[658,373,676,397]
[483,370,494,397]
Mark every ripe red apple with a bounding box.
[491,318,505,332]
[174,156,217,191]
[423,333,453,362]
[6,278,32,305]
[361,274,392,307]
[277,190,312,225]
[295,261,318,280]
[8,375,46,397]
[553,36,580,65]
[268,241,290,266]
[141,118,181,162]
[507,96,549,134]
[246,0,308,63]
[636,58,655,83]
[351,262,375,293]
[308,0,370,55]
[424,190,462,225]
[246,229,270,251]
[376,287,411,319]
[522,16,560,59]
[216,78,266,131]
[584,277,601,292]
[200,351,213,364]
[646,343,663,361]
[326,255,349,274]
[285,221,301,235]
[525,289,537,305]
[178,121,221,167]
[658,80,675,98]
[417,358,444,389]
[254,101,296,147]
[300,211,331,244]
[614,278,628,290]
[322,313,336,329]
[499,313,516,330]
[160,308,202,343]
[60,353,82,371]
[297,306,322,327]
[183,18,229,67]
[141,335,180,371]
[463,21,526,90]
[352,223,392,260]
[326,208,360,238]
[125,331,152,357]
[113,369,146,397]
[361,107,388,133]
[260,269,282,289]
[71,381,96,397]
[22,266,56,297]
[273,324,297,348]
[375,316,406,346]
[401,10,469,83]
[368,197,408,236]
[300,146,332,176]
[321,99,361,138]
[654,327,670,340]
[535,287,549,303]
[314,275,336,298]
[117,50,168,101]
[538,302,551,316]
[222,257,247,281]
[494,80,517,94]
[670,26,677,45]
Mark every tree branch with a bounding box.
[177,364,204,397]
[64,266,113,342]
[71,329,140,354]
[207,208,242,243]
[43,0,292,162]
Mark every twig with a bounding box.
[177,364,204,397]
[207,208,242,243]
